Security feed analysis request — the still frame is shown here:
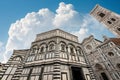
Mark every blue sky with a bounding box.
[0,0,120,62]
[0,0,120,43]
[0,0,58,42]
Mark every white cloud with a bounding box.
[0,41,5,62]
[73,27,88,42]
[3,8,55,63]
[53,2,82,31]
[0,42,4,55]
[2,2,114,63]
[7,8,54,51]
[0,41,3,48]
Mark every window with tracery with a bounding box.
[32,48,36,53]
[61,44,65,51]
[111,18,116,21]
[30,47,38,54]
[98,12,105,18]
[107,21,112,24]
[49,44,54,51]
[40,46,44,53]
[78,49,82,55]
[70,47,75,56]
[95,64,103,70]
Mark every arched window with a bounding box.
[40,46,44,53]
[107,21,112,24]
[98,12,105,18]
[111,18,116,21]
[31,48,37,54]
[61,44,65,51]
[49,44,54,51]
[78,49,82,55]
[95,63,103,70]
[70,47,75,56]
[108,52,114,56]
[70,47,74,53]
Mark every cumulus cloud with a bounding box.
[7,8,54,51]
[53,2,82,31]
[3,8,55,63]
[0,41,3,48]
[2,2,114,63]
[73,27,88,41]
[0,41,5,62]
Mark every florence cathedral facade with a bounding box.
[0,5,120,80]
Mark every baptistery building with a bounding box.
[0,29,94,80]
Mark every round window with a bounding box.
[86,45,92,50]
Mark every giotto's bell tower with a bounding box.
[90,4,120,37]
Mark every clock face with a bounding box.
[86,45,92,50]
